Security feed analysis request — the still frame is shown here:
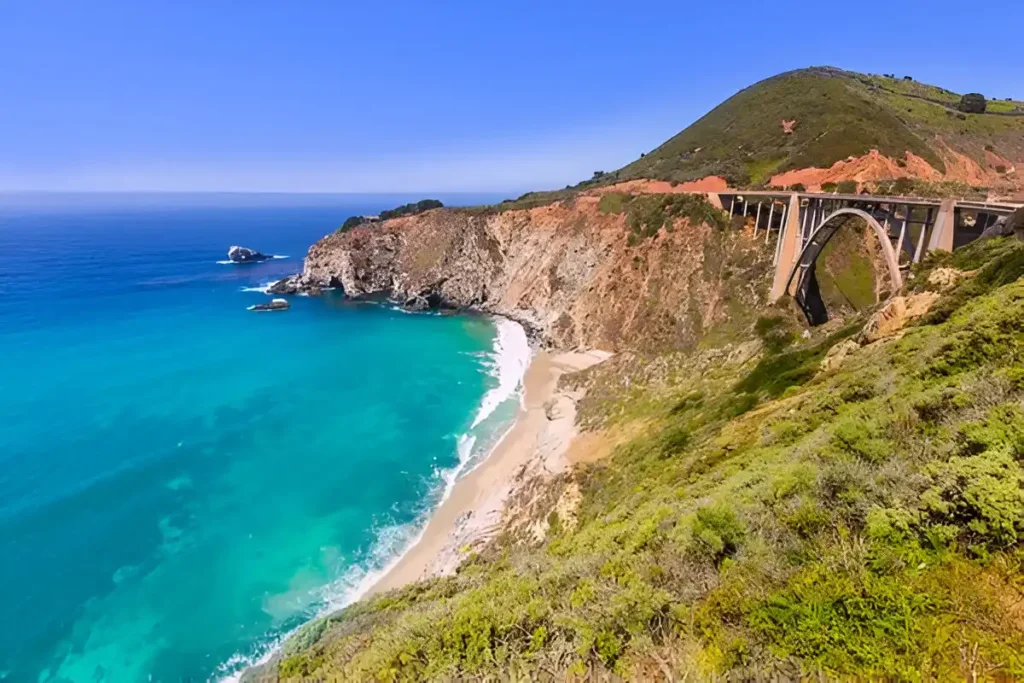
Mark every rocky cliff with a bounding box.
[279,195,774,352]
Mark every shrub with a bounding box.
[921,449,1024,548]
[754,315,796,353]
[836,180,858,194]
[621,193,728,243]
[379,198,443,221]
[339,215,367,231]
[691,505,746,565]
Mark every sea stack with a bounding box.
[249,298,290,312]
[227,245,271,263]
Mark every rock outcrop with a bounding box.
[228,245,271,263]
[858,292,939,344]
[981,206,1024,241]
[249,298,290,312]
[284,197,774,351]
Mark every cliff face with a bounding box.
[291,195,774,352]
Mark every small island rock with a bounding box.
[249,298,290,312]
[228,245,271,263]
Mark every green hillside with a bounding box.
[273,237,1024,680]
[616,67,1024,187]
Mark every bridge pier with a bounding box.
[769,194,802,301]
[927,198,956,252]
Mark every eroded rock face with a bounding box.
[859,292,940,344]
[289,198,774,351]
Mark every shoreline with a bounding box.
[369,347,611,594]
[236,334,610,682]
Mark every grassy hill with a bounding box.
[615,67,1024,187]
[272,236,1024,680]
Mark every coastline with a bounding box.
[234,315,609,682]
[369,347,611,594]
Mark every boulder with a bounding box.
[267,275,302,295]
[250,298,290,312]
[820,338,860,372]
[403,295,430,312]
[859,292,939,344]
[958,93,986,114]
[981,207,1024,241]
[228,245,271,263]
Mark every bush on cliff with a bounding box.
[597,192,728,244]
[276,238,1024,680]
[337,199,444,232]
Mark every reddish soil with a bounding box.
[769,141,1021,193]
[770,150,919,189]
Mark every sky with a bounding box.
[1,0,1022,194]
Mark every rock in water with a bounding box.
[249,298,290,312]
[228,245,271,263]
[267,275,303,295]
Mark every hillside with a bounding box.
[240,67,1024,681]
[258,233,1024,681]
[614,67,1024,193]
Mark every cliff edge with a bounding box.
[280,194,774,353]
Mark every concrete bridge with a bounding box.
[711,190,1023,324]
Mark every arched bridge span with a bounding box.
[784,208,903,325]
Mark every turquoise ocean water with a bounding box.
[0,193,525,682]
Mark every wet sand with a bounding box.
[370,349,610,594]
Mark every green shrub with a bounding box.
[754,315,797,352]
[621,193,728,243]
[921,449,1024,548]
[691,505,746,565]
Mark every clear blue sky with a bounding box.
[2,0,1022,193]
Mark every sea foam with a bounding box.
[470,317,530,427]
[216,255,288,265]
[216,317,531,682]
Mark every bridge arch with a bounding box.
[785,208,903,325]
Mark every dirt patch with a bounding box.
[769,144,1023,193]
[591,176,728,195]
[770,150,917,189]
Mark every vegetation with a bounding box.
[871,178,988,200]
[614,67,1024,188]
[275,236,1024,681]
[815,218,882,314]
[380,199,444,221]
[597,192,728,245]
[338,199,443,232]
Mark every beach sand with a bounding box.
[370,348,611,594]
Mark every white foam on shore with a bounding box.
[216,317,531,683]
[239,280,279,294]
[470,317,530,427]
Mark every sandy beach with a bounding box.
[370,348,611,594]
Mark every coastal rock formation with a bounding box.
[858,291,939,343]
[288,196,774,352]
[228,245,271,263]
[249,296,290,311]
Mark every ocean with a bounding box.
[0,193,527,682]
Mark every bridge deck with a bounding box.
[717,190,1021,214]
